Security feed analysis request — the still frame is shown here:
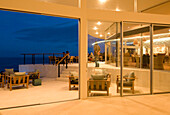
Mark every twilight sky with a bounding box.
[0,10,79,57]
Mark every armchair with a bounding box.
[116,71,136,94]
[69,71,78,90]
[27,69,40,82]
[4,68,15,84]
[7,72,29,91]
[87,68,111,96]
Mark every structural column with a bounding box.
[79,0,88,99]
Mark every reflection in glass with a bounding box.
[122,22,150,95]
[153,25,170,93]
[87,21,121,97]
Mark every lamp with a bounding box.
[133,39,138,45]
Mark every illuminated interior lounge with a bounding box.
[88,21,170,96]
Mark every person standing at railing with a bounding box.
[66,51,70,63]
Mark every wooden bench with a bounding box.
[87,74,111,96]
[7,75,29,91]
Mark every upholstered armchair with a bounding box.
[69,71,78,90]
[28,69,40,81]
[116,71,136,94]
[5,68,15,76]
[87,68,111,96]
[4,68,15,84]
[7,72,29,91]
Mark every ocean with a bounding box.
[0,57,50,72]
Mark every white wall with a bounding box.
[19,64,65,78]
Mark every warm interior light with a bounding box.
[99,0,106,3]
[97,21,102,25]
[93,26,98,30]
[100,34,103,37]
[96,32,99,35]
[116,8,120,11]
[107,32,110,35]
[92,33,170,45]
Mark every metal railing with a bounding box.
[21,52,69,78]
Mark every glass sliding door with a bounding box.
[122,22,151,95]
[153,24,170,93]
[87,20,121,97]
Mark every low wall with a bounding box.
[19,64,65,78]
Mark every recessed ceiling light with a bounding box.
[128,27,130,29]
[107,32,110,35]
[100,34,103,37]
[93,26,98,30]
[116,8,120,11]
[96,32,99,35]
[99,0,106,3]
[97,21,102,25]
[169,29,170,32]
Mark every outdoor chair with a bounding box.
[154,54,165,70]
[0,74,4,88]
[49,56,59,64]
[69,71,78,90]
[7,72,29,91]
[87,68,111,96]
[4,68,15,83]
[27,69,40,82]
[116,71,136,94]
[124,52,130,66]
[69,56,74,64]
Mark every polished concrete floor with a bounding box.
[0,94,170,115]
[0,78,78,109]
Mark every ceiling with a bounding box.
[38,0,170,39]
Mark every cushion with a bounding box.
[71,79,78,84]
[94,69,103,74]
[91,74,105,80]
[70,71,78,77]
[127,71,135,82]
[92,69,109,78]
[32,79,42,86]
[5,68,14,75]
[123,74,129,82]
[118,81,133,87]
[14,72,26,76]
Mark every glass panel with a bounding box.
[153,24,170,93]
[39,0,79,7]
[122,22,150,95]
[87,0,134,12]
[87,20,120,97]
